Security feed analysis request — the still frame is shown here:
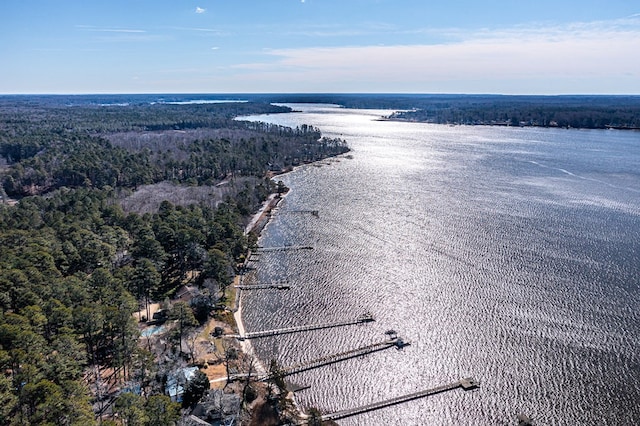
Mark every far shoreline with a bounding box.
[381,116,640,131]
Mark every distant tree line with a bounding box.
[389,98,640,129]
[240,93,640,130]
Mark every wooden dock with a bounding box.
[254,245,313,252]
[272,208,319,217]
[260,337,409,381]
[230,313,374,340]
[318,378,480,422]
[288,209,319,216]
[234,282,290,290]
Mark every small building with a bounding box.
[175,285,201,303]
[166,366,199,402]
[190,389,241,425]
[152,309,168,323]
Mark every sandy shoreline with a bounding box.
[232,190,287,377]
[236,183,315,423]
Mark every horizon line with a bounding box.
[2,92,640,97]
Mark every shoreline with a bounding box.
[383,116,640,130]
[232,171,319,423]
[232,187,288,377]
[230,160,343,422]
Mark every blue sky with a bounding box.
[1,0,639,94]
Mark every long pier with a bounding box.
[318,378,480,422]
[234,282,290,290]
[271,208,319,217]
[230,313,374,340]
[254,245,313,252]
[288,209,319,217]
[260,337,409,381]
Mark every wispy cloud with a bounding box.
[235,18,640,93]
[76,25,146,33]
[279,22,398,38]
[172,27,218,33]
[168,26,228,36]
[74,25,172,43]
[195,7,206,14]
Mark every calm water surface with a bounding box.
[240,105,640,425]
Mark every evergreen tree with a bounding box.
[114,392,148,426]
[145,395,180,426]
[181,370,209,408]
[169,302,198,357]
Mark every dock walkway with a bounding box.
[234,282,290,290]
[261,337,409,381]
[318,378,480,422]
[254,245,313,252]
[229,313,374,340]
[271,208,319,217]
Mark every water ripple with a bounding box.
[241,106,640,425]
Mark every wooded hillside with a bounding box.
[0,98,348,425]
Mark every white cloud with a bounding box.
[195,7,206,14]
[240,18,640,93]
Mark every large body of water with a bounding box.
[239,105,640,425]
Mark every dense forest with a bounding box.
[0,98,348,425]
[0,99,346,197]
